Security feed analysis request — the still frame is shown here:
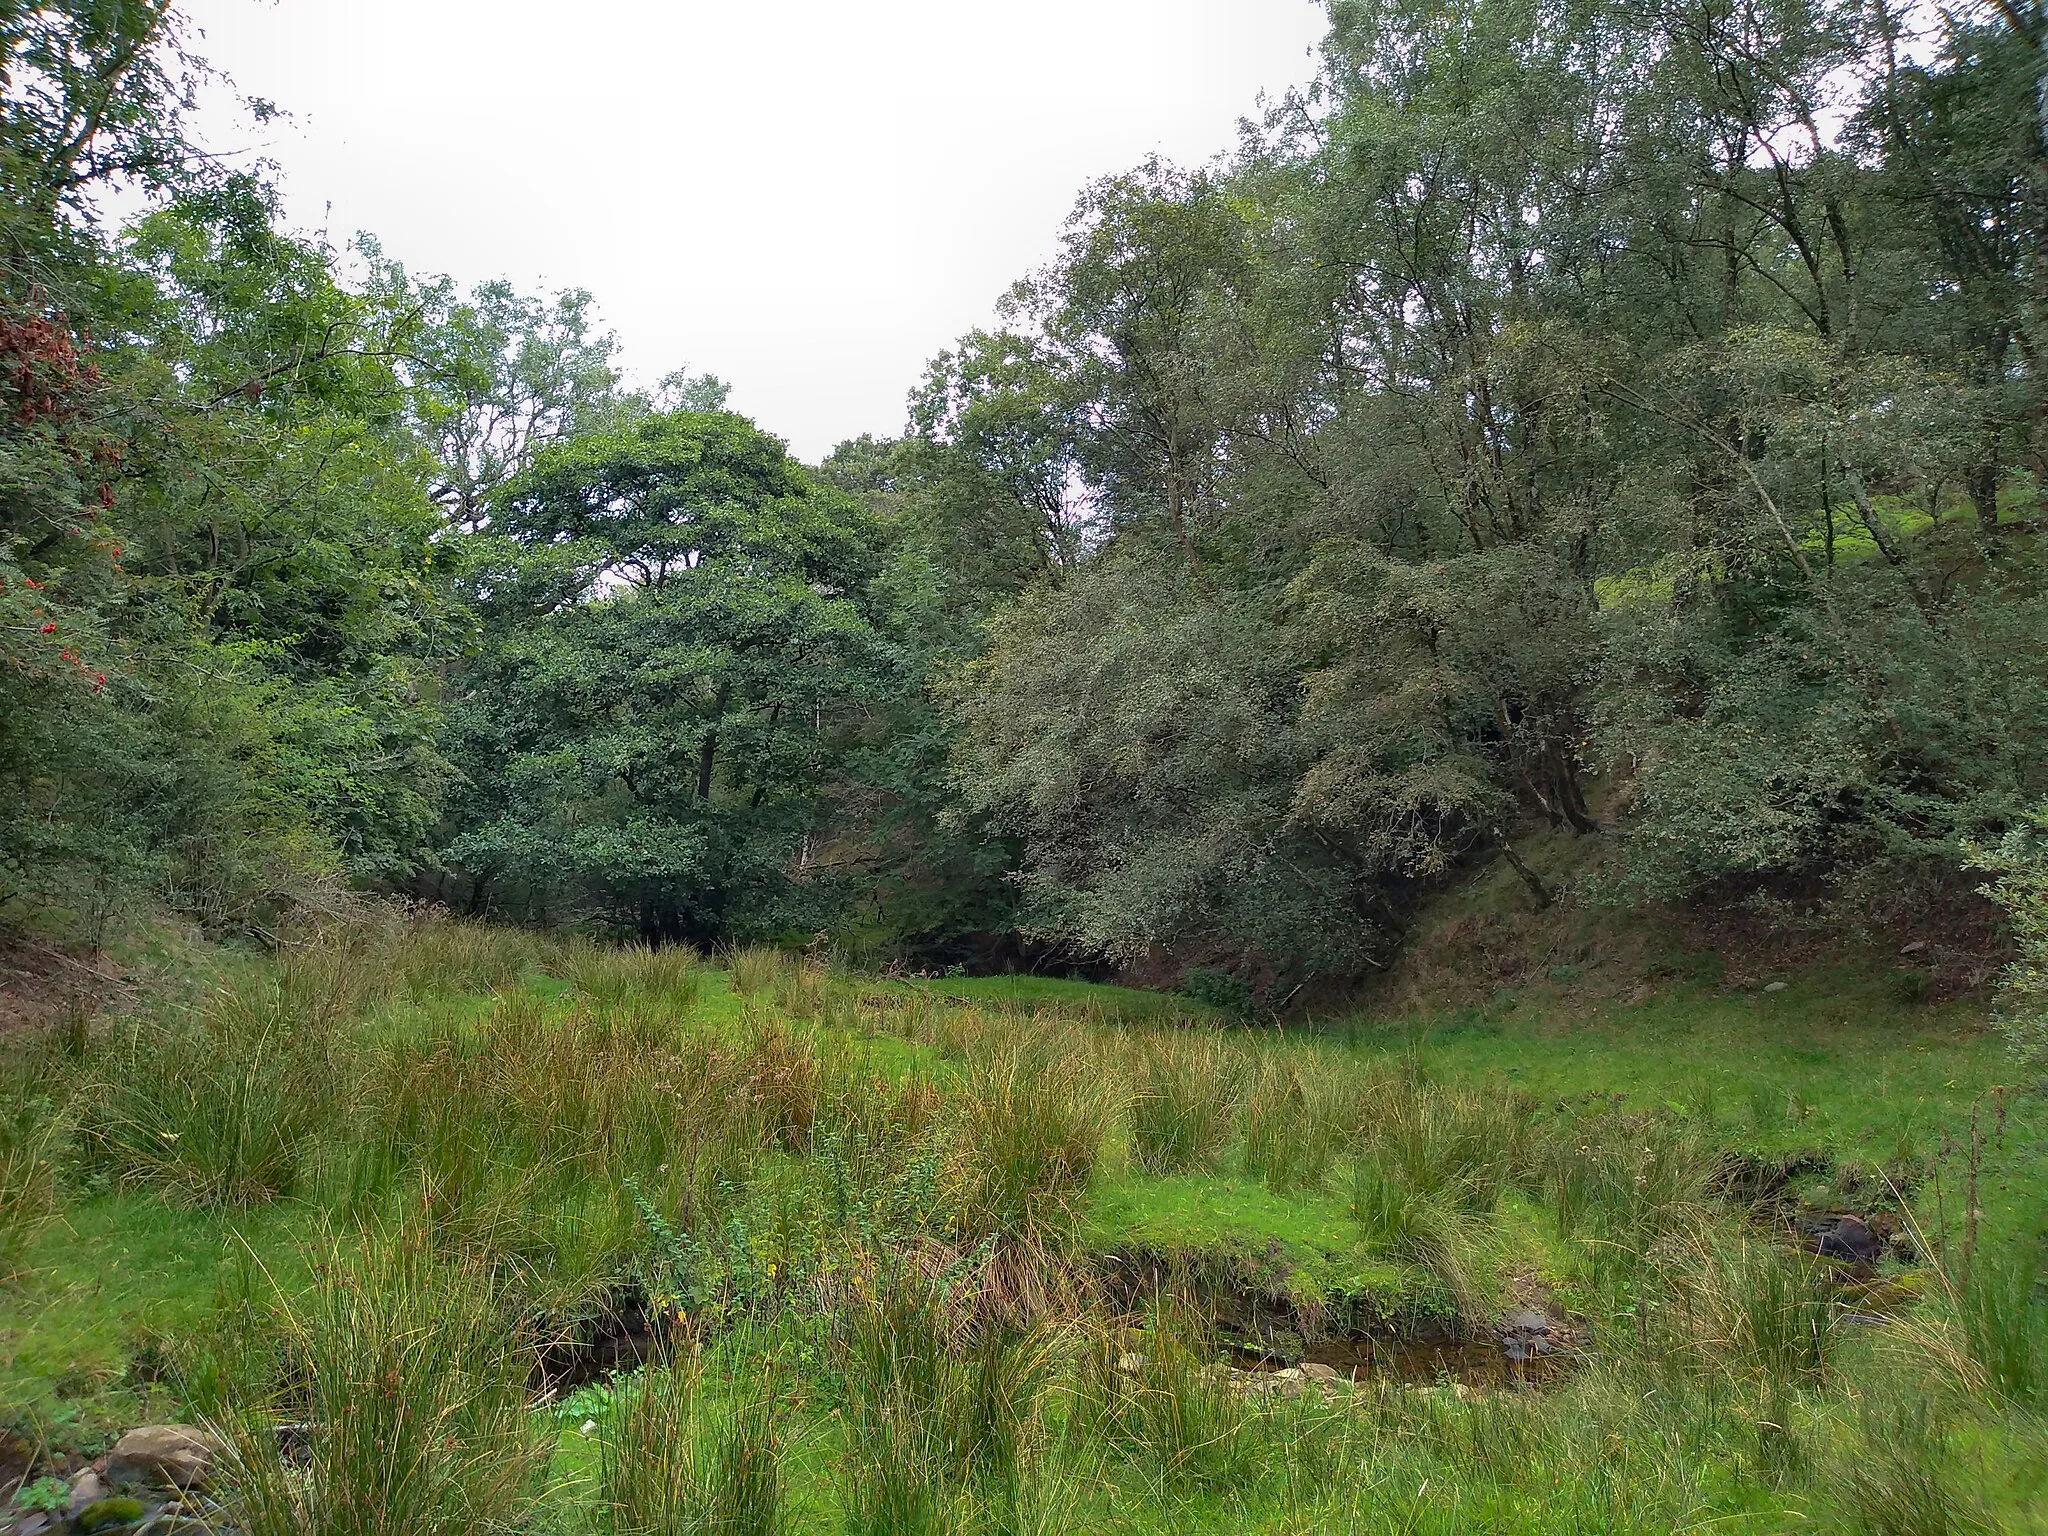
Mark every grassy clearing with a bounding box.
[0,915,2043,1532]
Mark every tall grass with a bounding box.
[563,938,701,1011]
[82,978,342,1204]
[1362,1080,1521,1212]
[216,1224,545,1536]
[1349,1161,1478,1312]
[598,1342,784,1536]
[1241,1057,1338,1194]
[1128,1033,1238,1175]
[948,1038,1114,1247]
[1072,1294,1256,1490]
[0,1090,59,1279]
[388,913,549,1001]
[1957,1246,2048,1406]
[836,1268,1056,1536]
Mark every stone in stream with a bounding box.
[1500,1308,1557,1363]
[72,1497,146,1534]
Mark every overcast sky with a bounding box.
[182,0,1329,462]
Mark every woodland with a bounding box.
[2,0,2047,994]
[2,2,2048,1534]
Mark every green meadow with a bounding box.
[3,916,2043,1534]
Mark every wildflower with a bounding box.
[40,622,54,633]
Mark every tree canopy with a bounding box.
[2,0,2042,986]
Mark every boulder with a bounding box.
[103,1427,221,1493]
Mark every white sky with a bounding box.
[182,0,1330,462]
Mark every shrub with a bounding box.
[1971,804,2048,1082]
[1181,967,1255,1018]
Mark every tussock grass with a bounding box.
[836,1266,1057,1536]
[387,913,549,1002]
[1956,1246,2048,1406]
[1241,1056,1339,1194]
[1349,1162,1479,1312]
[214,1223,546,1536]
[82,981,343,1204]
[1128,1033,1238,1175]
[1073,1294,1255,1490]
[0,1090,59,1279]
[948,1037,1115,1247]
[597,1341,785,1536]
[564,938,701,1011]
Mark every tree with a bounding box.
[440,411,901,944]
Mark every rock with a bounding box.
[104,1427,221,1493]
[1275,1366,1304,1381]
[1115,1352,1145,1375]
[73,1498,146,1534]
[13,1514,53,1536]
[66,1471,108,1515]
[1816,1215,1882,1264]
[579,1420,598,1437]
[1502,1308,1550,1335]
[1763,981,1788,993]
[1301,1363,1341,1383]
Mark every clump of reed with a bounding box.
[1349,1161,1480,1313]
[1362,1079,1524,1213]
[386,912,552,1002]
[0,1089,60,1279]
[1639,1235,1838,1390]
[1955,1245,2048,1407]
[329,992,766,1293]
[597,1337,785,1536]
[835,1265,1057,1536]
[80,972,346,1205]
[725,945,826,1017]
[747,1018,823,1153]
[1241,1055,1340,1194]
[563,938,701,1012]
[214,1222,547,1536]
[1072,1293,1256,1490]
[947,1036,1116,1247]
[1128,1032,1240,1175]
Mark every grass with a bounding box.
[211,1220,547,1536]
[596,1340,784,1536]
[1,913,2045,1534]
